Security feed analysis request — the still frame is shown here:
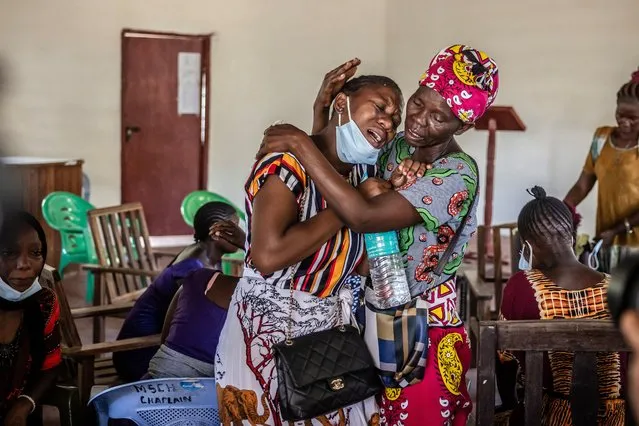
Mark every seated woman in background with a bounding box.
[498,186,625,425]
[0,212,61,425]
[113,202,245,382]
[146,268,238,378]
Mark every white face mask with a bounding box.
[588,240,603,270]
[0,277,42,302]
[335,97,381,166]
[518,241,533,271]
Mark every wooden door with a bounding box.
[121,29,211,236]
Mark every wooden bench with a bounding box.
[476,319,633,426]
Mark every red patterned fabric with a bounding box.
[378,326,472,426]
[1,288,61,416]
[41,289,62,371]
[419,44,499,123]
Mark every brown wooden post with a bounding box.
[474,107,526,263]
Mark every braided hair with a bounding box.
[193,201,237,242]
[517,186,574,246]
[617,68,639,102]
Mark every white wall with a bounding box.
[0,0,387,210]
[2,0,639,236]
[386,0,639,235]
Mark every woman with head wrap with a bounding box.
[113,201,244,382]
[564,69,639,254]
[259,44,498,425]
[498,187,626,425]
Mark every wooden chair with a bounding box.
[31,266,82,425]
[475,319,633,426]
[84,202,175,342]
[463,223,518,323]
[41,266,161,407]
[477,222,518,308]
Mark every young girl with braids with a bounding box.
[498,186,626,425]
[565,68,639,248]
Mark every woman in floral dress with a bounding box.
[261,44,499,426]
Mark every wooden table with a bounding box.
[2,157,84,268]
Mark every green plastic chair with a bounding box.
[42,192,97,301]
[180,190,246,226]
[180,190,246,275]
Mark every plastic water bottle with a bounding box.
[364,231,411,309]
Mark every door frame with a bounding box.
[120,28,213,202]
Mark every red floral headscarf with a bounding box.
[419,44,499,124]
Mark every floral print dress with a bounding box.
[376,133,479,426]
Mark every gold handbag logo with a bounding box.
[328,377,345,391]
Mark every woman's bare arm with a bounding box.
[250,176,344,275]
[564,171,597,208]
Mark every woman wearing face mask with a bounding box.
[215,75,402,425]
[0,212,61,425]
[260,44,498,426]
[497,187,625,425]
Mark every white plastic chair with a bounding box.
[88,378,218,426]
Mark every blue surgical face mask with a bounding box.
[588,240,603,270]
[518,241,533,271]
[0,277,42,302]
[335,97,380,166]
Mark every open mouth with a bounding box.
[366,128,385,148]
[406,128,423,140]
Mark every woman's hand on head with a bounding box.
[210,220,245,252]
[314,58,361,110]
[390,159,430,189]
[357,177,392,200]
[257,124,312,159]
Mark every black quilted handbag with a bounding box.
[272,185,381,421]
[273,323,382,421]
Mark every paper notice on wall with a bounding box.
[177,52,201,115]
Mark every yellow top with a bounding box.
[583,126,639,246]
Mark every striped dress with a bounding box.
[215,152,378,426]
[499,270,625,425]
